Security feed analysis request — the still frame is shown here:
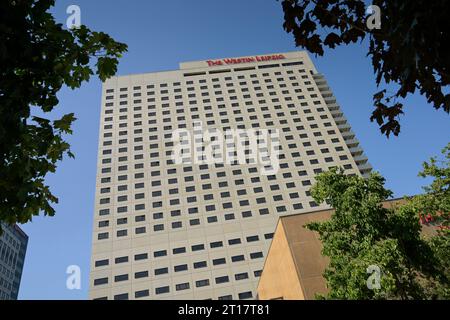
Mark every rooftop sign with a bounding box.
[206,54,286,67]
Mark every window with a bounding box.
[135,290,149,298]
[190,219,200,226]
[114,293,129,300]
[235,272,249,280]
[173,247,186,254]
[231,255,245,262]
[228,238,241,245]
[265,233,274,239]
[174,264,188,272]
[207,216,218,223]
[224,213,235,220]
[153,212,163,219]
[134,253,148,261]
[194,261,207,269]
[134,271,149,279]
[117,218,127,225]
[98,209,110,216]
[155,286,170,295]
[215,276,229,284]
[135,215,146,222]
[115,256,128,264]
[95,259,109,267]
[175,283,190,291]
[94,278,108,286]
[195,279,210,288]
[238,291,253,299]
[117,230,127,237]
[310,201,319,207]
[242,211,252,218]
[213,258,226,265]
[172,221,182,229]
[250,252,264,259]
[154,267,168,275]
[154,250,167,257]
[114,274,129,282]
[192,244,205,251]
[210,241,223,248]
[135,227,146,234]
[98,232,109,240]
[294,203,304,210]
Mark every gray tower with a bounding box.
[0,223,28,300]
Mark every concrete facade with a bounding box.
[89,51,371,300]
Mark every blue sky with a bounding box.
[18,0,449,299]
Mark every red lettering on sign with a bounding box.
[206,60,223,66]
[207,54,286,67]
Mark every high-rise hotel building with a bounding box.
[89,51,371,300]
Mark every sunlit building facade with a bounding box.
[89,51,371,300]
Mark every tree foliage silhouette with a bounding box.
[0,0,127,229]
[281,0,450,137]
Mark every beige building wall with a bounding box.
[89,51,372,300]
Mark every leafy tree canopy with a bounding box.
[281,0,450,137]
[307,144,450,299]
[0,0,127,230]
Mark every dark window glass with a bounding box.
[154,267,168,275]
[135,290,149,298]
[94,278,108,286]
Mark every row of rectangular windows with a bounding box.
[104,89,314,107]
[98,151,346,168]
[97,197,317,216]
[103,81,318,106]
[95,270,259,288]
[103,104,325,121]
[99,136,338,155]
[95,207,306,238]
[95,207,309,229]
[94,233,273,268]
[100,112,329,127]
[102,104,325,122]
[98,152,348,176]
[101,122,336,138]
[105,101,319,115]
[104,63,307,94]
[93,253,263,287]
[104,92,316,107]
[98,190,311,204]
[100,103,335,132]
[96,162,354,186]
[95,288,255,300]
[104,83,312,101]
[105,77,311,98]
[95,196,320,219]
[102,108,326,125]
[97,161,349,184]
[96,169,352,202]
